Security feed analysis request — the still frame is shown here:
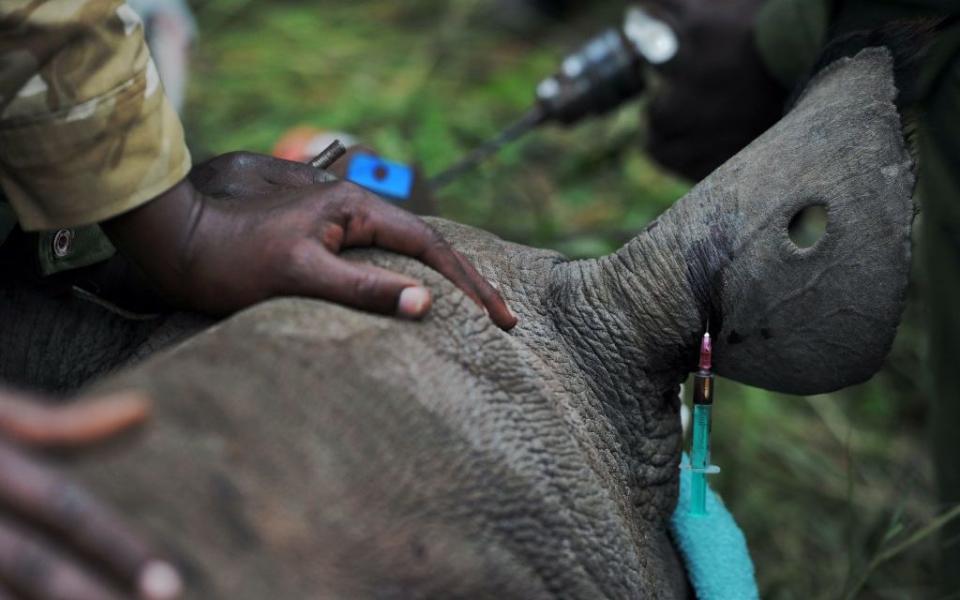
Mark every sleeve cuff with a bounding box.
[0,62,192,231]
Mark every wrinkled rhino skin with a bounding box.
[57,48,912,598]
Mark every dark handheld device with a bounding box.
[430,6,677,189]
[535,6,677,125]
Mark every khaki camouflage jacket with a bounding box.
[0,0,190,274]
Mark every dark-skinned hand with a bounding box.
[0,387,182,599]
[643,0,788,181]
[104,152,517,329]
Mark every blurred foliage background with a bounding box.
[183,1,951,597]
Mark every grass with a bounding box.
[185,1,949,596]
[184,0,687,255]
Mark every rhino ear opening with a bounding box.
[786,204,828,250]
[703,47,915,395]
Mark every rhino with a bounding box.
[0,45,913,598]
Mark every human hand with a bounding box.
[188,146,384,195]
[643,0,788,180]
[0,388,182,599]
[105,154,517,329]
[188,151,336,198]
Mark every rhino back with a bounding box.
[66,244,687,598]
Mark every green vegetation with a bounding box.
[186,1,950,597]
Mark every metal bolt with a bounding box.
[52,229,74,258]
[308,139,347,170]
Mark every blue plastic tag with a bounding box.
[345,154,414,201]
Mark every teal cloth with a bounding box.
[670,454,759,600]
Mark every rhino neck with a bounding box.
[545,206,716,522]
[550,202,716,382]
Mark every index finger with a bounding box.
[0,390,151,448]
[451,249,518,330]
[333,190,517,329]
[0,440,180,598]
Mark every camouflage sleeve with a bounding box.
[0,0,191,232]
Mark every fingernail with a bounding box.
[139,561,183,600]
[397,287,431,318]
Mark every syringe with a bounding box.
[689,331,716,516]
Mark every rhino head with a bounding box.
[528,45,914,397]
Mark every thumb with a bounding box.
[288,244,432,318]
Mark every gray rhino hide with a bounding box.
[63,48,912,598]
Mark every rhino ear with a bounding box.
[703,46,915,394]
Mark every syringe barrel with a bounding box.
[691,403,712,466]
[689,402,712,515]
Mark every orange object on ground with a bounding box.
[273,126,357,163]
